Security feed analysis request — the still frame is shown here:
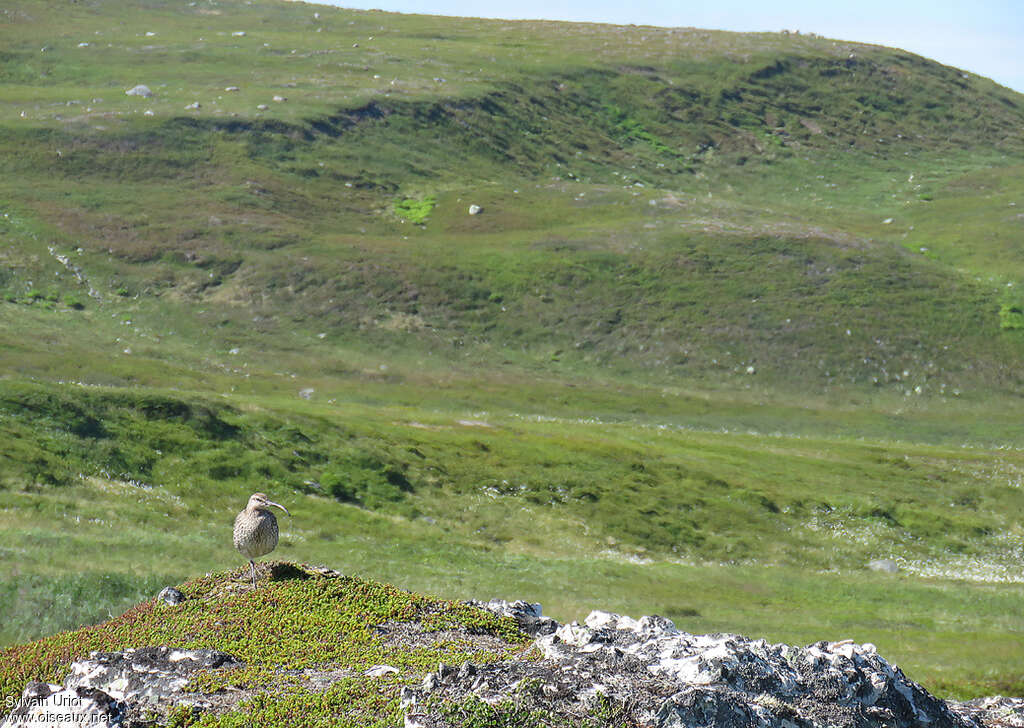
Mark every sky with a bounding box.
[312,0,1024,93]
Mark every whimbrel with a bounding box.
[233,492,290,588]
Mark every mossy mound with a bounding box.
[0,563,530,727]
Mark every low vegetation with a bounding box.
[0,565,530,726]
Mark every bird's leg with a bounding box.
[250,559,256,589]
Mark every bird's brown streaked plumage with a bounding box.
[233,492,290,588]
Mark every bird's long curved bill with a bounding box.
[267,501,290,516]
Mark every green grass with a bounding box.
[1,0,1024,709]
[1,380,1023,698]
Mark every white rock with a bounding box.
[125,84,153,98]
[554,622,593,647]
[224,86,240,92]
[868,558,900,573]
[184,101,200,110]
[256,104,269,110]
[468,204,482,215]
[583,611,618,630]
[232,31,246,37]
[272,95,286,102]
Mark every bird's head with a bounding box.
[247,492,291,516]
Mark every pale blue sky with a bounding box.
[312,0,1024,93]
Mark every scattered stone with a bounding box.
[256,104,269,110]
[467,599,558,637]
[298,388,314,400]
[184,101,200,110]
[869,558,901,573]
[125,84,153,98]
[364,665,400,678]
[143,109,154,116]
[0,682,123,728]
[224,86,240,92]
[951,696,1024,727]
[231,31,246,37]
[468,204,482,215]
[272,95,286,102]
[882,217,894,224]
[157,586,186,605]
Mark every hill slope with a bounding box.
[1,0,1024,403]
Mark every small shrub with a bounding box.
[999,304,1024,330]
[393,196,436,224]
[65,296,85,310]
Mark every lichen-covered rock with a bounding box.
[157,586,186,606]
[464,599,558,637]
[410,606,990,728]
[0,681,124,728]
[0,647,243,727]
[950,696,1024,727]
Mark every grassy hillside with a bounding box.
[2,0,1024,401]
[1,0,1024,704]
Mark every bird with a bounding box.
[233,492,290,588]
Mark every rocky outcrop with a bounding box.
[3,603,1022,728]
[409,601,1024,728]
